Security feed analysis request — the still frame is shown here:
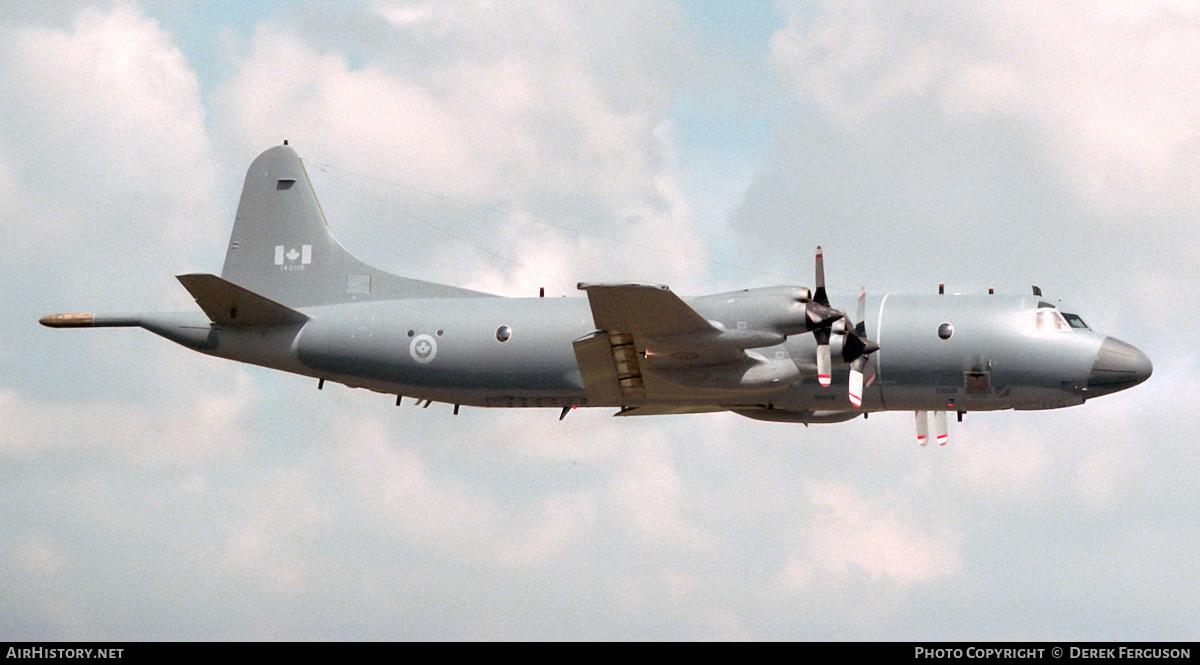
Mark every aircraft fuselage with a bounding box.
[143,288,1147,423]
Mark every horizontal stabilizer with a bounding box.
[176,273,308,327]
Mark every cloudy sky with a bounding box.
[1,1,1196,640]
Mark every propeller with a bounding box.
[808,247,880,403]
[844,288,880,408]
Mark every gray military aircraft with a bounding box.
[42,145,1152,444]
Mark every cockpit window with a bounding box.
[1062,313,1088,329]
[1035,309,1071,332]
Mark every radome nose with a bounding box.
[1087,337,1152,397]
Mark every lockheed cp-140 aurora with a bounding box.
[42,145,1152,444]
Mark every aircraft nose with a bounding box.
[1087,336,1152,397]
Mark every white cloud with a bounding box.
[215,27,484,196]
[0,363,259,465]
[1,3,216,235]
[783,481,962,589]
[14,534,66,578]
[7,532,92,639]
[319,409,718,567]
[608,437,713,551]
[213,4,705,294]
[495,490,597,566]
[329,415,506,557]
[219,467,332,594]
[0,2,219,311]
[772,0,1200,216]
[950,421,1050,498]
[372,1,435,28]
[1073,444,1144,509]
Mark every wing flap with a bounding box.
[571,331,626,404]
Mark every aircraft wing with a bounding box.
[575,283,777,405]
[577,282,714,338]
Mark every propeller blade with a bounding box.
[813,246,828,306]
[848,358,865,407]
[915,411,929,446]
[934,411,949,445]
[816,331,832,387]
[855,287,867,337]
[863,356,878,388]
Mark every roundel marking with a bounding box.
[409,333,438,363]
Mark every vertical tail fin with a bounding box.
[220,145,489,307]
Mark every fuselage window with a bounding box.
[496,325,512,342]
[937,323,954,340]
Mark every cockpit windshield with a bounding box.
[1062,313,1089,329]
[1034,306,1089,332]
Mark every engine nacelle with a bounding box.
[728,286,832,337]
